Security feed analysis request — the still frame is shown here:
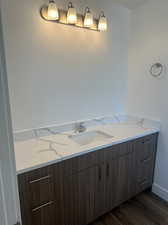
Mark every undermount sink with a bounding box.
[69,130,113,146]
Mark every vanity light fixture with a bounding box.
[67,2,77,24]
[98,11,107,31]
[40,2,107,31]
[84,7,93,28]
[47,0,59,20]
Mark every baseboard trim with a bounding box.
[152,183,168,202]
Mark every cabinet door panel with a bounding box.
[94,164,106,218]
[116,153,134,205]
[105,141,135,210]
[63,166,98,225]
[105,159,118,211]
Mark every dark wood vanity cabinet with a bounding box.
[18,133,158,225]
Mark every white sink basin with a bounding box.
[69,130,113,146]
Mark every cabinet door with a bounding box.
[94,164,106,218]
[63,165,103,225]
[104,141,134,210]
[104,143,120,211]
[105,159,118,211]
[115,153,134,205]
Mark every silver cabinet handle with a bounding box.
[142,138,151,144]
[29,175,51,184]
[141,157,151,163]
[98,166,102,181]
[139,179,148,186]
[32,201,54,212]
[106,163,110,177]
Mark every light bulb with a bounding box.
[48,0,59,20]
[98,12,107,31]
[67,2,77,24]
[84,7,93,28]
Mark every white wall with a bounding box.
[127,0,168,200]
[1,0,130,132]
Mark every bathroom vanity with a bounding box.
[17,131,158,225]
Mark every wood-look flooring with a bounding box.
[90,191,168,225]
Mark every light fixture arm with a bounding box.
[100,11,105,18]
[85,7,91,14]
[49,0,55,3]
[68,2,74,8]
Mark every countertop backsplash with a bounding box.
[14,114,161,142]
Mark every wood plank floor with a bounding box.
[90,191,168,225]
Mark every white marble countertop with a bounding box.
[14,116,160,175]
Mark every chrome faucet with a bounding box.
[74,122,86,133]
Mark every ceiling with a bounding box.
[113,0,148,9]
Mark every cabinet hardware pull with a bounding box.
[32,201,54,212]
[139,179,148,186]
[141,157,151,163]
[106,164,110,177]
[89,192,92,208]
[29,175,51,184]
[142,138,151,144]
[98,167,101,181]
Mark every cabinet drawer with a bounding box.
[138,180,152,192]
[104,145,119,161]
[118,142,133,156]
[105,142,133,162]
[31,201,56,225]
[62,150,104,175]
[138,157,155,184]
[18,166,54,209]
[134,134,156,161]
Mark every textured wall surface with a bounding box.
[127,0,168,201]
[1,0,130,131]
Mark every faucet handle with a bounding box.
[79,121,85,126]
[74,121,86,133]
